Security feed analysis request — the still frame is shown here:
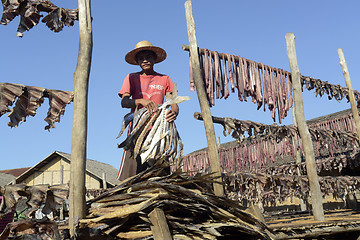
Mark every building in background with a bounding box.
[15,151,119,189]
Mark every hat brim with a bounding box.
[125,46,167,65]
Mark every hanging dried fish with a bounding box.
[189,112,359,172]
[213,51,221,99]
[8,86,45,128]
[1,0,78,37]
[186,46,359,124]
[0,82,24,117]
[226,53,235,92]
[208,49,215,106]
[44,89,74,130]
[222,53,230,99]
[236,56,244,102]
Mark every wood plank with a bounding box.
[148,208,172,240]
[268,210,360,239]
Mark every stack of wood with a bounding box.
[79,162,274,239]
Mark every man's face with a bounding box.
[136,51,156,71]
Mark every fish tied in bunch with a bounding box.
[118,92,190,165]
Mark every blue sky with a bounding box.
[1,0,359,170]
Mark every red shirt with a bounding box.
[119,72,173,112]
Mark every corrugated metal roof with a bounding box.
[56,151,120,186]
[0,168,31,177]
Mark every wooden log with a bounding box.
[292,107,307,211]
[337,48,360,141]
[69,0,93,236]
[285,32,324,221]
[184,0,224,197]
[102,173,107,189]
[148,208,172,240]
[60,165,64,185]
[272,220,360,240]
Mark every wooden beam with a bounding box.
[60,165,64,185]
[285,33,324,221]
[292,108,307,211]
[337,48,360,141]
[272,221,360,240]
[69,0,93,236]
[102,172,107,189]
[148,208,172,240]
[184,0,224,197]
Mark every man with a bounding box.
[117,40,179,181]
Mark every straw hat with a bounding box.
[125,40,167,65]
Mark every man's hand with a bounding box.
[165,109,178,122]
[137,99,158,114]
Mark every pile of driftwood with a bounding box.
[224,172,360,207]
[79,162,274,239]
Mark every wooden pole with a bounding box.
[292,108,307,211]
[337,48,360,141]
[69,0,93,235]
[148,208,172,240]
[60,165,64,185]
[184,0,224,197]
[102,172,107,189]
[285,33,324,221]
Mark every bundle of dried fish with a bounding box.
[308,110,358,134]
[79,163,274,239]
[0,82,24,117]
[186,112,359,172]
[301,75,360,104]
[0,219,61,240]
[118,86,190,165]
[184,45,360,123]
[1,0,78,37]
[8,86,45,128]
[44,89,74,130]
[0,184,69,219]
[261,150,360,176]
[0,83,73,130]
[186,46,293,123]
[224,171,360,207]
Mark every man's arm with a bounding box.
[120,93,158,114]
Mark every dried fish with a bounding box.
[44,89,74,130]
[0,82,24,117]
[1,0,78,37]
[79,163,273,239]
[8,86,45,128]
[118,85,190,164]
